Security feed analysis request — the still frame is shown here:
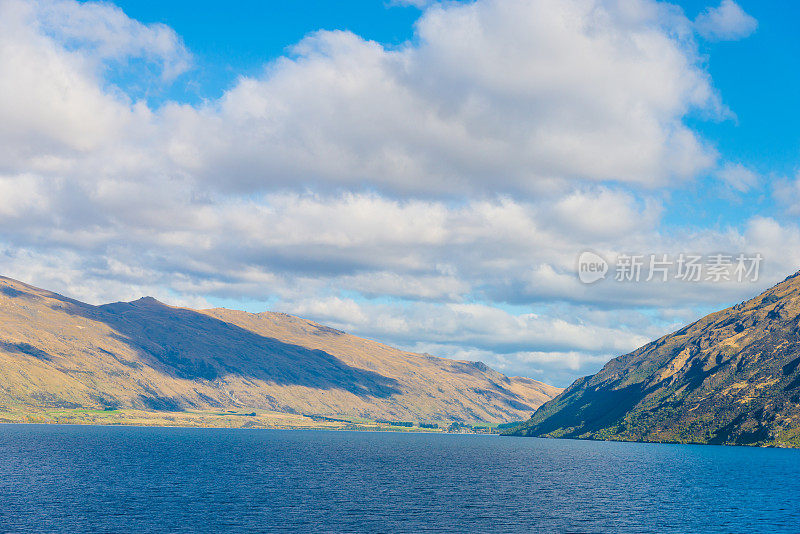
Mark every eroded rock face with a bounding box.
[0,275,560,425]
[511,272,800,447]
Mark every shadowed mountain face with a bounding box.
[509,272,800,447]
[0,276,560,424]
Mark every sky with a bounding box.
[1,0,800,387]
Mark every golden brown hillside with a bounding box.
[510,271,800,447]
[0,276,560,428]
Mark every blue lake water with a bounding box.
[0,424,798,533]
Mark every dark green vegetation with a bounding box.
[508,272,800,447]
[496,421,524,430]
[385,421,414,427]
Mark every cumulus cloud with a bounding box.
[695,0,758,41]
[186,0,719,194]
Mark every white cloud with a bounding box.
[695,0,757,41]
[33,0,191,79]
[715,162,759,193]
[548,188,662,239]
[0,174,51,217]
[744,217,800,269]
[410,346,619,385]
[0,0,128,160]
[340,272,469,301]
[282,297,653,381]
[773,173,800,215]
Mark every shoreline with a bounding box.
[0,407,500,434]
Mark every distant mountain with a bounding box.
[508,272,800,447]
[0,276,560,427]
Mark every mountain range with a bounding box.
[508,271,800,447]
[0,276,560,428]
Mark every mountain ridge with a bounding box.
[0,275,560,427]
[507,270,800,447]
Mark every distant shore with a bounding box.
[0,407,505,434]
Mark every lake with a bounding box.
[0,424,797,532]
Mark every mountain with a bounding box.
[508,272,800,447]
[0,276,560,428]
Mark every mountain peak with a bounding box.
[130,296,164,306]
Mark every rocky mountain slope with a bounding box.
[509,272,800,447]
[0,276,559,425]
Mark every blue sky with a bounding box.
[1,0,799,387]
